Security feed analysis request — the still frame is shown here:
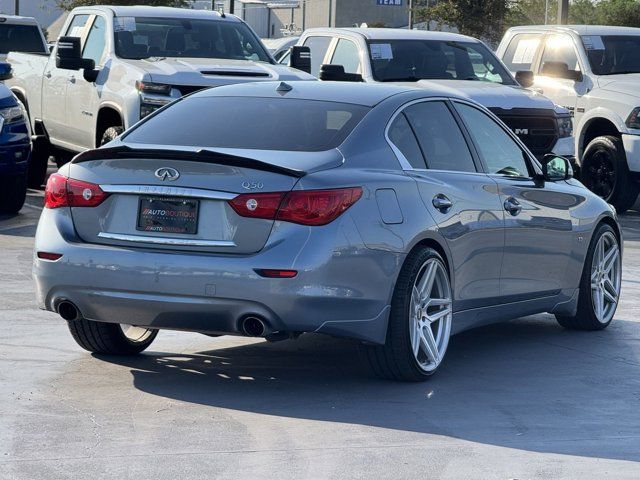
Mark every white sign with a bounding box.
[371,43,393,60]
[582,35,605,50]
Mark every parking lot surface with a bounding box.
[1,192,639,479]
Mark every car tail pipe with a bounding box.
[57,300,82,322]
[240,315,271,337]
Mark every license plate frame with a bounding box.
[136,196,199,235]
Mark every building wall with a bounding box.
[266,0,408,38]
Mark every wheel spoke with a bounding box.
[603,277,618,304]
[411,320,421,356]
[595,287,605,320]
[603,245,619,273]
[419,326,439,365]
[417,262,437,299]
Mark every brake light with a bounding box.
[228,187,362,226]
[44,173,109,209]
[254,269,298,278]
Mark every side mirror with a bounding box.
[0,62,12,81]
[288,45,311,74]
[318,64,363,82]
[56,36,95,71]
[515,70,534,88]
[541,61,583,82]
[542,154,573,182]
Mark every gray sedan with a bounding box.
[35,81,621,381]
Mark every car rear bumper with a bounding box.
[34,208,402,344]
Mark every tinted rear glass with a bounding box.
[0,25,46,54]
[124,96,370,152]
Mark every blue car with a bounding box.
[0,62,31,213]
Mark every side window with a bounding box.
[404,102,477,173]
[330,38,360,74]
[302,36,332,76]
[455,103,531,177]
[64,14,91,38]
[82,16,106,66]
[502,33,542,72]
[388,113,426,169]
[540,34,580,72]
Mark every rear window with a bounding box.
[124,96,370,152]
[0,24,46,54]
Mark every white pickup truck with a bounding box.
[0,14,49,62]
[497,25,640,212]
[286,28,575,164]
[6,6,313,187]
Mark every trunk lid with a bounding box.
[67,146,343,254]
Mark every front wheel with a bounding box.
[556,224,621,330]
[363,247,453,381]
[67,318,157,355]
[581,135,639,213]
[100,126,124,146]
[0,173,27,213]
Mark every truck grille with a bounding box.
[489,108,559,158]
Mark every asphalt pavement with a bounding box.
[1,191,639,479]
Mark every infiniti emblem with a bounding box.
[155,167,180,181]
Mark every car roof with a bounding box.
[507,24,640,36]
[0,15,40,25]
[192,80,466,107]
[304,27,480,43]
[76,5,241,22]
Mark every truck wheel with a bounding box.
[582,135,639,213]
[0,173,27,214]
[362,247,453,381]
[67,318,158,355]
[100,126,124,146]
[556,223,620,330]
[27,139,51,188]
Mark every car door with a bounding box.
[65,14,107,149]
[532,34,587,118]
[453,101,577,299]
[41,13,92,146]
[327,37,362,75]
[387,100,505,311]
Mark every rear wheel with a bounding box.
[0,173,27,213]
[67,318,157,355]
[99,126,124,146]
[556,224,621,330]
[363,247,453,381]
[581,135,639,213]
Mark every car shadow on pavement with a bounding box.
[96,314,640,463]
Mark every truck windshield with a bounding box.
[584,35,640,75]
[0,25,46,54]
[113,17,271,62]
[369,40,516,85]
[123,96,370,152]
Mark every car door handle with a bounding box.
[45,71,52,79]
[432,194,453,213]
[504,197,522,216]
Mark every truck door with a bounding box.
[65,14,107,149]
[42,14,92,146]
[533,34,586,121]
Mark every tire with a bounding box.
[67,318,158,355]
[99,126,124,146]
[0,173,27,213]
[581,135,639,213]
[27,140,50,189]
[362,247,453,381]
[556,223,621,331]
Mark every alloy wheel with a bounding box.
[120,324,156,344]
[585,149,616,200]
[409,258,452,372]
[590,231,621,324]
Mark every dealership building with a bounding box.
[222,0,409,38]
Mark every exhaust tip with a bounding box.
[57,301,80,321]
[241,316,267,337]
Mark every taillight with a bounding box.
[44,173,109,209]
[228,187,362,226]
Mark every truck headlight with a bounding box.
[0,105,25,132]
[136,80,173,118]
[556,115,573,138]
[139,97,173,119]
[626,107,640,129]
[135,80,172,95]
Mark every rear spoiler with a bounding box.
[71,145,306,178]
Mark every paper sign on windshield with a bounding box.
[512,38,540,65]
[582,35,605,50]
[371,43,393,60]
[114,17,136,32]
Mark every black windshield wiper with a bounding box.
[72,145,306,177]
[380,76,422,82]
[599,70,640,75]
